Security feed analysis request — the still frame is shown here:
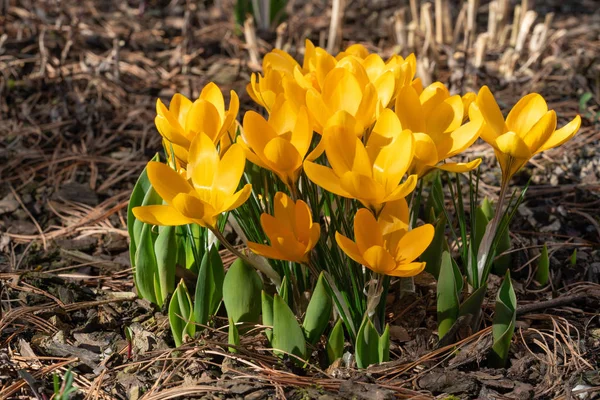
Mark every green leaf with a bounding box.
[437,252,461,340]
[473,206,490,254]
[458,283,487,331]
[222,258,263,325]
[193,245,224,328]
[135,223,158,304]
[490,271,517,367]
[378,324,390,363]
[303,272,333,345]
[535,244,549,285]
[326,319,345,364]
[492,227,511,276]
[421,215,447,279]
[278,275,290,306]
[570,249,577,266]
[169,280,194,347]
[155,226,177,304]
[579,91,593,112]
[272,294,307,362]
[480,197,494,220]
[355,317,381,368]
[127,154,160,266]
[228,317,240,353]
[261,291,274,343]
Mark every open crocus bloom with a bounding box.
[248,192,320,263]
[471,86,581,181]
[241,97,313,187]
[133,133,251,230]
[335,200,434,277]
[155,83,239,164]
[304,111,417,213]
[395,82,483,177]
[306,67,380,135]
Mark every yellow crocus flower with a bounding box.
[155,83,239,164]
[133,133,251,230]
[470,86,581,182]
[335,200,434,277]
[306,67,379,135]
[247,192,320,264]
[241,97,313,188]
[395,82,483,177]
[304,111,417,213]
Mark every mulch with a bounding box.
[1,0,599,399]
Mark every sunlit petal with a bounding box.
[537,115,581,153]
[335,232,367,266]
[363,246,396,274]
[506,93,548,136]
[354,209,384,254]
[132,205,193,226]
[303,161,352,198]
[395,224,434,263]
[146,161,193,203]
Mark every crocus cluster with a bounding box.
[133,39,580,280]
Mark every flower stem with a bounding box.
[211,228,282,287]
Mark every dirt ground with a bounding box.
[1,0,599,399]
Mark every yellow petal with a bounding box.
[306,137,326,161]
[373,71,396,108]
[247,242,284,260]
[378,198,410,239]
[373,129,414,193]
[340,172,385,206]
[506,93,548,136]
[132,205,193,226]
[495,131,532,160]
[476,86,507,139]
[155,100,190,147]
[169,93,193,129]
[171,193,213,220]
[367,109,402,162]
[188,133,219,191]
[395,224,434,263]
[537,115,581,153]
[353,208,384,254]
[214,144,246,195]
[355,83,378,128]
[273,192,296,237]
[289,106,313,159]
[185,99,221,141]
[294,199,313,244]
[221,184,252,212]
[325,125,372,177]
[437,158,482,173]
[217,90,240,142]
[307,223,321,252]
[273,234,307,263]
[199,82,226,122]
[412,132,439,167]
[335,232,367,265]
[438,118,483,159]
[322,69,362,116]
[386,262,426,277]
[395,85,425,132]
[521,110,556,152]
[303,161,352,198]
[420,82,450,116]
[263,136,302,175]
[242,111,279,159]
[146,161,193,203]
[363,246,397,275]
[306,88,330,133]
[363,53,386,82]
[382,174,418,203]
